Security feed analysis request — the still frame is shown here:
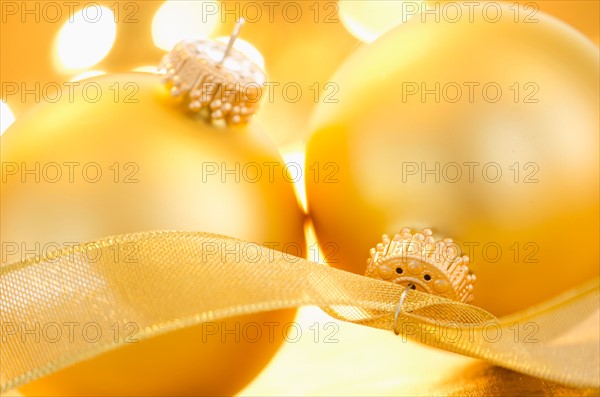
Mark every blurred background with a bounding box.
[2,0,598,144]
[1,1,598,395]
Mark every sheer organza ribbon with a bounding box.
[1,231,598,391]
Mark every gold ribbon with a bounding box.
[1,231,598,391]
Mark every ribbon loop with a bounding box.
[1,231,598,391]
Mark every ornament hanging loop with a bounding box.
[393,283,415,335]
[220,18,246,65]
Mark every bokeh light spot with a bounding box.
[280,141,307,213]
[339,0,427,43]
[132,66,162,74]
[0,101,16,135]
[152,1,220,51]
[70,70,107,82]
[54,5,117,71]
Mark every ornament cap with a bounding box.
[159,19,265,125]
[365,228,475,303]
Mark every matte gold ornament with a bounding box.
[437,0,600,45]
[366,228,475,303]
[530,0,599,44]
[306,2,599,316]
[2,72,305,396]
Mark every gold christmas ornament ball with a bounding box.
[469,0,599,45]
[1,73,305,396]
[306,2,599,316]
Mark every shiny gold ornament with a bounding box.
[366,228,475,303]
[1,73,305,396]
[306,2,599,316]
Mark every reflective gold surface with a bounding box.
[242,307,600,396]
